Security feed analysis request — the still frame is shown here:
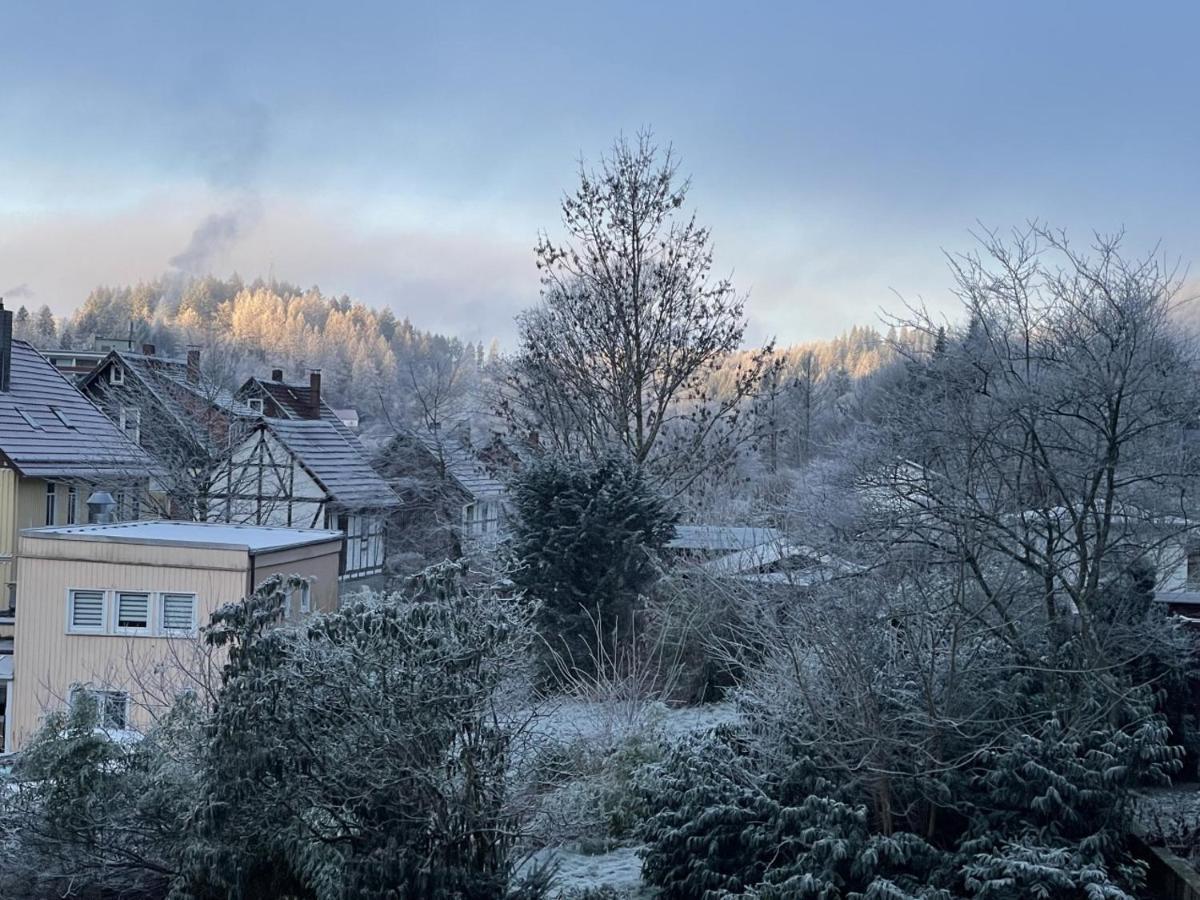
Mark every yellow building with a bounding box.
[4,520,342,753]
[0,310,157,748]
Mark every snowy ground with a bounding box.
[522,699,736,897]
[530,697,736,746]
[524,846,650,898]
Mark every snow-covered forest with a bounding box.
[4,134,1200,900]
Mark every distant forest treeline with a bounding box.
[10,274,928,439]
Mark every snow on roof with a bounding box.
[23,520,343,554]
[264,419,401,509]
[408,429,507,499]
[667,525,783,553]
[0,342,157,479]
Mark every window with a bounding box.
[160,593,197,635]
[45,482,56,525]
[118,406,141,444]
[71,687,128,731]
[50,406,77,429]
[248,398,264,413]
[108,365,124,385]
[114,592,150,632]
[67,485,77,525]
[297,581,311,614]
[68,589,106,633]
[16,407,42,430]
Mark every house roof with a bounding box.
[264,419,401,510]
[410,429,507,500]
[24,520,343,554]
[0,342,156,479]
[238,377,368,452]
[79,351,260,451]
[667,525,783,553]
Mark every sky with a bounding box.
[1,0,1198,346]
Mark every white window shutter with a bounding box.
[70,590,105,631]
[161,594,196,633]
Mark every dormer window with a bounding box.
[248,398,264,414]
[109,365,124,385]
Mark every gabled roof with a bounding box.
[79,351,259,451]
[0,342,156,479]
[413,429,507,500]
[262,419,400,510]
[381,428,507,501]
[237,376,367,452]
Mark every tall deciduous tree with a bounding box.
[503,132,772,492]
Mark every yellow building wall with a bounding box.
[10,535,250,750]
[253,541,343,620]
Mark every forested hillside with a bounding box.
[15,275,907,450]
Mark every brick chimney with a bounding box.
[271,368,284,382]
[307,369,322,419]
[141,343,156,356]
[186,347,201,384]
[0,300,11,392]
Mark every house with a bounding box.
[220,370,400,583]
[376,426,510,563]
[213,417,400,582]
[4,520,343,753]
[666,525,857,586]
[42,335,144,382]
[81,357,398,584]
[0,305,156,632]
[78,345,260,519]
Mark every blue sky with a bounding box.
[1,1,1197,344]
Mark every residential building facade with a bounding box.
[5,520,342,752]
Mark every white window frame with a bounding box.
[45,482,57,525]
[66,484,77,525]
[159,592,198,636]
[248,397,264,413]
[118,405,141,445]
[66,588,107,634]
[108,365,124,385]
[113,590,152,635]
[70,685,130,731]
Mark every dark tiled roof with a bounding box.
[127,355,259,419]
[410,430,506,499]
[238,377,367,452]
[265,419,400,510]
[0,342,156,479]
[79,351,260,453]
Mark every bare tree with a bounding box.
[501,131,772,493]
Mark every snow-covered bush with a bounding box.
[0,690,203,899]
[177,566,544,899]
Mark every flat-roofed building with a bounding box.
[5,520,342,753]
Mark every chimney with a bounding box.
[271,368,284,382]
[0,300,11,393]
[307,369,322,419]
[141,343,156,356]
[186,347,201,385]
